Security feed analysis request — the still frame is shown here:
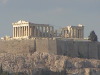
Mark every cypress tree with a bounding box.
[88,31,98,41]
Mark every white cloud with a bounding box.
[0,0,8,4]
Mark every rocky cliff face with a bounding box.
[0,52,100,75]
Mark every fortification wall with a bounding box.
[36,38,100,59]
[36,39,49,53]
[56,39,100,59]
[36,38,57,54]
[0,39,36,54]
[0,38,100,59]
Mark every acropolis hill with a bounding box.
[0,20,100,75]
[0,20,99,59]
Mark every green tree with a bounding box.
[88,31,98,41]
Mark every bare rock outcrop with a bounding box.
[0,52,100,75]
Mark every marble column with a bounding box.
[19,27,20,37]
[72,28,73,38]
[51,26,54,37]
[21,27,23,36]
[24,26,25,36]
[27,26,28,36]
[25,26,27,36]
[50,27,52,37]
[72,28,74,38]
[15,27,17,37]
[16,27,17,37]
[13,27,14,37]
[81,29,82,38]
[37,26,39,37]
[82,28,84,38]
[64,30,65,37]
[24,26,26,36]
[17,27,19,37]
[20,27,22,37]
[74,29,76,38]
[19,27,21,37]
[14,27,15,37]
[78,29,79,38]
[17,27,18,37]
[76,29,77,38]
[45,27,47,37]
[23,26,25,36]
[18,27,20,37]
[73,29,75,38]
[77,29,79,38]
[18,27,19,37]
[21,27,22,37]
[15,27,16,37]
[38,26,40,37]
[70,28,72,38]
[23,27,25,36]
[34,26,36,37]
[31,26,34,36]
[48,27,50,37]
[79,29,81,38]
[73,28,74,38]
[81,29,83,38]
[22,27,24,36]
[27,26,29,36]
[69,28,71,38]
[14,27,16,37]
[25,26,26,36]
[29,26,31,36]
[41,26,43,37]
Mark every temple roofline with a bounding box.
[12,20,50,26]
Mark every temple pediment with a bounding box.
[12,20,29,25]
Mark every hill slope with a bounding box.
[0,52,100,75]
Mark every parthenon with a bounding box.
[61,24,84,38]
[12,20,54,39]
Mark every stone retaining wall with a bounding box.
[0,39,36,54]
[36,38,100,59]
[0,38,100,59]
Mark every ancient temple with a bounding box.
[12,20,54,39]
[61,24,84,38]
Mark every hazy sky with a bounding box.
[0,0,100,40]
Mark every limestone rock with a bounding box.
[0,52,100,75]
